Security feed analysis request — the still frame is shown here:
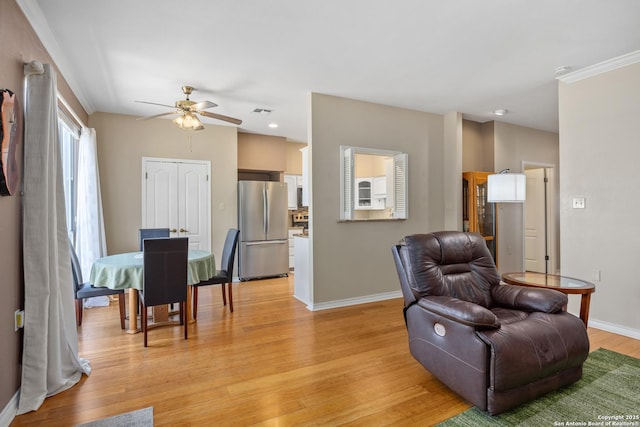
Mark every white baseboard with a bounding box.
[0,390,19,427]
[306,290,402,311]
[589,318,640,340]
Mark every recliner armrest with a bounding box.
[418,296,500,329]
[492,284,567,313]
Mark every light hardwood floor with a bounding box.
[11,275,640,426]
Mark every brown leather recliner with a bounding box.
[392,231,589,415]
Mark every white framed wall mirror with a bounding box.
[340,146,408,221]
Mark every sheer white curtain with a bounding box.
[18,61,90,415]
[75,127,107,279]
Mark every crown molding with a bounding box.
[17,0,96,115]
[558,50,640,84]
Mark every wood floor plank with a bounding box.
[10,275,640,426]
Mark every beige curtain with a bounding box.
[18,61,90,415]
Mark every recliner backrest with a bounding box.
[392,244,418,308]
[399,231,500,308]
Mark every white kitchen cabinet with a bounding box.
[284,175,299,209]
[372,176,387,209]
[300,147,309,207]
[355,177,388,210]
[288,228,303,269]
[373,176,386,197]
[354,178,372,209]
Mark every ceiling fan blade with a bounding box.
[135,100,175,109]
[199,111,242,125]
[137,111,177,121]
[191,100,218,111]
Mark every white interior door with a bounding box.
[178,162,210,250]
[142,158,211,251]
[143,160,179,234]
[524,168,547,272]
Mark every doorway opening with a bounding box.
[522,164,557,274]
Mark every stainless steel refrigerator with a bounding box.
[238,181,289,280]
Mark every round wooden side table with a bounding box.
[501,272,595,328]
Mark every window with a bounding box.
[339,146,408,221]
[58,111,80,241]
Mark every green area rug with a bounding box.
[438,348,640,426]
[76,406,153,427]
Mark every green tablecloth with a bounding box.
[89,249,216,290]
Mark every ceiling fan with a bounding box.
[136,85,242,130]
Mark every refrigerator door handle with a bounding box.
[245,240,288,246]
[263,186,268,235]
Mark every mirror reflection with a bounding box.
[340,146,407,221]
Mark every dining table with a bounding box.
[90,249,216,334]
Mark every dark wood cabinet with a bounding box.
[463,171,497,263]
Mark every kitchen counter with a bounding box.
[293,234,311,307]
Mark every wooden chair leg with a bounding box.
[141,300,148,347]
[228,281,233,313]
[183,301,188,340]
[193,287,198,320]
[76,299,83,326]
[118,294,126,330]
[221,283,227,305]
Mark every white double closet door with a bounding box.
[142,157,211,250]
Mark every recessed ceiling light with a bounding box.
[493,109,508,116]
[554,65,572,76]
[268,123,278,129]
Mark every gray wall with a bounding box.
[308,93,449,305]
[559,60,640,334]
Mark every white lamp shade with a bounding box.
[488,173,526,202]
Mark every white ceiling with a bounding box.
[18,0,640,143]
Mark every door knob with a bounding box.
[180,228,189,233]
[170,228,177,233]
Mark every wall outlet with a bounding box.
[572,197,586,209]
[15,309,24,331]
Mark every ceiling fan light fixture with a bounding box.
[173,112,204,131]
[493,108,508,116]
[173,115,185,127]
[137,85,240,127]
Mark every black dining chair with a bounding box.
[139,237,189,347]
[71,245,126,329]
[139,228,170,250]
[193,228,239,317]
